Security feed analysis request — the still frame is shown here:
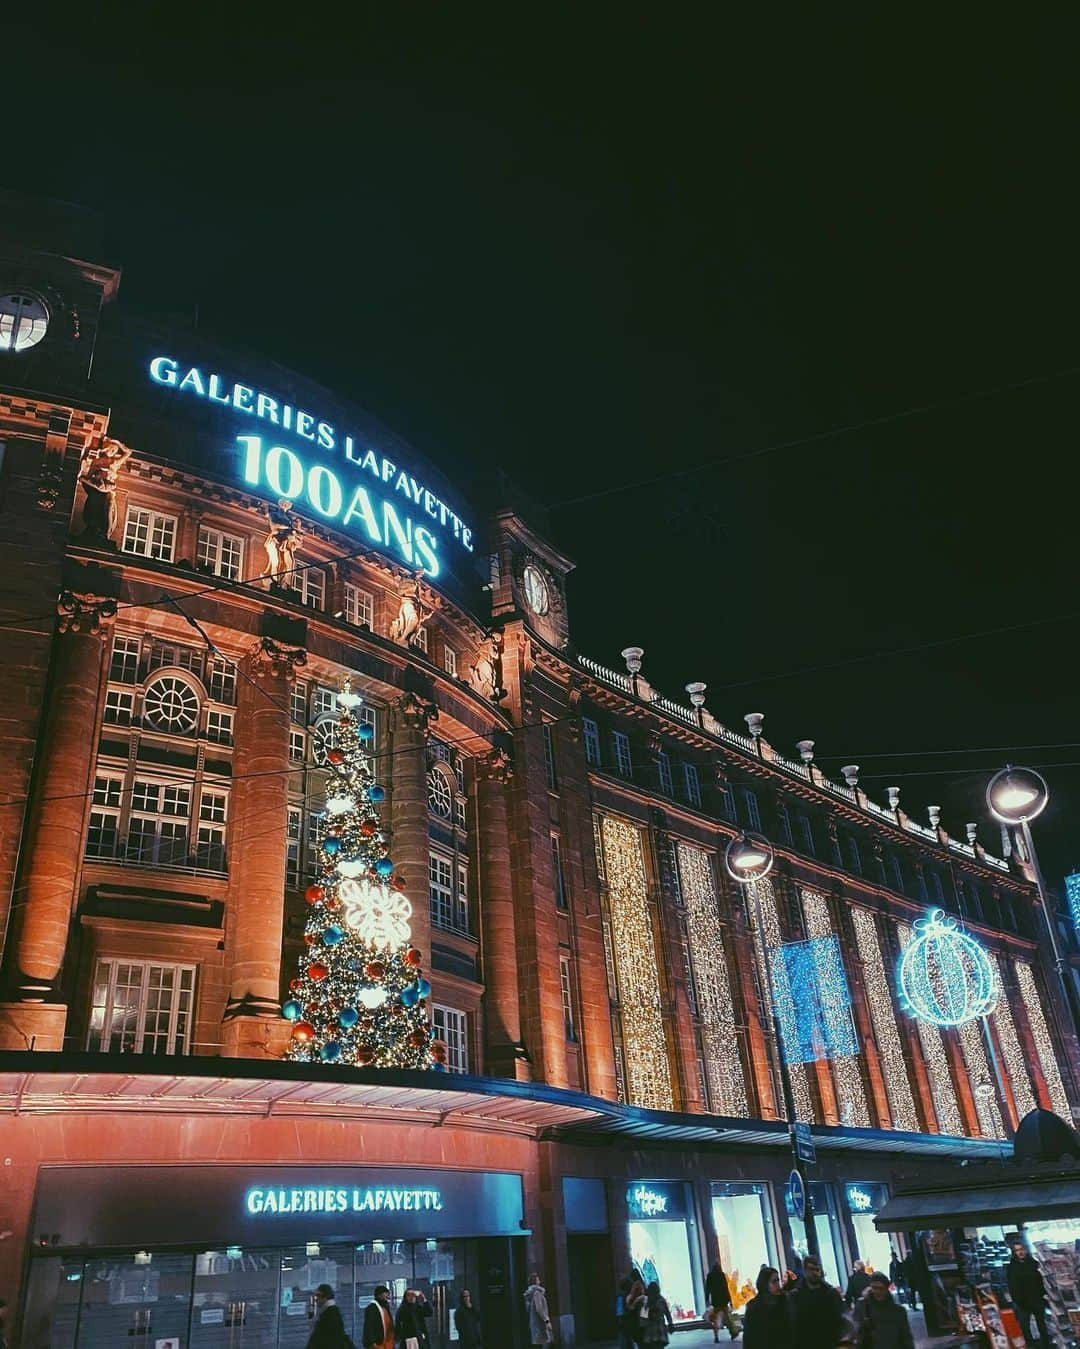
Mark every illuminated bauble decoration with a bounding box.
[360,821,377,837]
[308,962,329,981]
[358,723,375,741]
[326,795,354,816]
[304,932,318,946]
[321,1042,342,1062]
[368,785,386,803]
[305,885,325,905]
[336,859,366,878]
[400,983,420,1008]
[340,876,413,948]
[356,1046,375,1065]
[391,874,408,892]
[327,748,345,766]
[899,909,998,1028]
[322,925,345,946]
[339,1007,359,1028]
[292,1021,316,1042]
[289,978,303,993]
[337,689,363,710]
[375,857,394,877]
[410,1028,430,1048]
[322,835,342,856]
[416,977,432,999]
[365,960,386,980]
[358,986,389,1010]
[405,947,423,968]
[282,999,303,1021]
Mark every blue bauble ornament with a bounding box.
[348,958,361,971]
[433,1061,447,1072]
[368,785,386,803]
[416,977,432,999]
[375,857,394,877]
[322,925,344,946]
[339,1007,359,1028]
[358,723,375,742]
[899,909,997,1028]
[323,835,342,856]
[321,1042,342,1062]
[400,983,420,1008]
[282,999,303,1021]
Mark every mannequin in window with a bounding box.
[264,499,303,586]
[390,575,430,645]
[79,437,132,543]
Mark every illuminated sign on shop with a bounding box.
[244,1186,444,1216]
[847,1186,873,1213]
[626,1181,685,1221]
[148,356,474,579]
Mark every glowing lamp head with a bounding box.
[987,766,1048,824]
[724,832,776,883]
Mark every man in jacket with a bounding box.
[791,1256,844,1349]
[844,1262,872,1308]
[1007,1242,1050,1348]
[363,1285,396,1349]
[856,1274,914,1349]
[307,1284,350,1349]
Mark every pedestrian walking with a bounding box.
[395,1289,433,1349]
[640,1282,675,1347]
[1007,1242,1050,1348]
[363,1285,396,1349]
[525,1272,554,1347]
[844,1262,872,1308]
[790,1256,844,1349]
[707,1260,737,1341]
[855,1273,914,1349]
[887,1255,908,1309]
[743,1268,791,1349]
[455,1291,483,1349]
[306,1284,351,1349]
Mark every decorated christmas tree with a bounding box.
[282,680,442,1069]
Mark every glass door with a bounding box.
[278,1245,357,1349]
[77,1252,193,1349]
[189,1248,279,1349]
[413,1240,472,1349]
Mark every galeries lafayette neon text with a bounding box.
[244,1186,444,1216]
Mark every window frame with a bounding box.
[683,761,702,808]
[122,505,178,562]
[582,717,601,767]
[432,1004,469,1073]
[196,525,245,581]
[611,729,632,779]
[87,957,196,1055]
[343,581,376,629]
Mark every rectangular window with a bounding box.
[846,836,862,875]
[719,783,736,821]
[86,776,123,859]
[890,854,906,893]
[122,506,177,562]
[683,762,702,808]
[207,657,237,705]
[928,869,945,904]
[206,709,233,745]
[87,958,195,1055]
[305,811,325,880]
[777,801,793,845]
[289,728,307,763]
[290,680,309,725]
[289,563,326,611]
[109,636,141,684]
[432,1005,468,1073]
[543,722,559,791]
[148,641,203,676]
[741,788,762,832]
[612,730,632,778]
[560,956,577,1041]
[343,582,375,629]
[103,688,134,726]
[200,790,227,824]
[127,781,191,867]
[429,852,458,932]
[415,626,429,653]
[197,526,244,581]
[592,814,606,882]
[798,814,816,856]
[457,864,470,932]
[657,751,674,797]
[311,686,336,720]
[551,833,568,910]
[359,705,378,748]
[582,717,601,767]
[286,806,302,889]
[444,646,457,677]
[194,825,227,872]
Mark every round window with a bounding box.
[522,564,550,616]
[0,293,49,353]
[427,767,453,818]
[143,675,199,734]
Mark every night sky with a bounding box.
[8,10,1080,886]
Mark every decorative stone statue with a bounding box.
[78,437,132,542]
[389,576,430,646]
[469,632,506,702]
[263,499,303,585]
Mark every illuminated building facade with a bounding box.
[0,201,1077,1347]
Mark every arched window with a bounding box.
[0,292,49,352]
[142,674,200,735]
[427,765,454,819]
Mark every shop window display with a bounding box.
[844,1183,892,1275]
[786,1184,844,1290]
[710,1183,775,1310]
[1025,1220,1080,1349]
[627,1183,700,1321]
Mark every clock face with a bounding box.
[522,564,550,616]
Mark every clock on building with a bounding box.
[522,564,550,616]
[0,292,50,352]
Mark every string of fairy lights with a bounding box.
[849,907,920,1132]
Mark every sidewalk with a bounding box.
[591,1309,943,1349]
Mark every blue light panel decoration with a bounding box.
[898,908,997,1028]
[1066,873,1080,944]
[768,936,859,1064]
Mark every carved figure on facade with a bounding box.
[389,575,431,646]
[57,590,118,636]
[263,499,304,587]
[478,747,514,785]
[469,632,506,703]
[247,635,308,682]
[78,437,133,542]
[395,690,439,732]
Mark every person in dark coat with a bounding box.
[620,1270,646,1349]
[1007,1242,1050,1348]
[363,1285,396,1349]
[395,1290,433,1349]
[856,1274,914,1349]
[844,1262,872,1308]
[706,1261,736,1342]
[743,1268,791,1349]
[790,1256,844,1349]
[455,1291,483,1349]
[641,1282,674,1347]
[888,1255,909,1309]
[307,1284,350,1349]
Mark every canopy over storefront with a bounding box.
[874,1175,1080,1231]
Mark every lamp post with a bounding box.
[987,766,1080,1052]
[725,833,820,1262]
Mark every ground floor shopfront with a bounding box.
[0,1058,1004,1348]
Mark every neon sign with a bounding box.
[244,1186,444,1216]
[847,1186,873,1213]
[148,356,474,578]
[629,1185,669,1218]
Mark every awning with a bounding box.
[875,1177,1080,1231]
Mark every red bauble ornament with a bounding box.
[327,748,345,765]
[410,1029,430,1048]
[305,884,325,905]
[391,874,408,892]
[365,960,386,980]
[360,821,376,837]
[308,962,329,981]
[292,1021,316,1042]
[356,1046,375,1065]
[304,932,318,945]
[289,978,303,993]
[405,947,423,968]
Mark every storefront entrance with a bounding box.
[786,1182,844,1289]
[626,1182,701,1323]
[710,1183,777,1312]
[843,1183,892,1275]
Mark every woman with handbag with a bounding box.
[395,1289,433,1349]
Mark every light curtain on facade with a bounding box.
[897,922,964,1136]
[598,815,674,1110]
[987,955,1036,1120]
[675,842,748,1117]
[956,1018,1006,1139]
[1015,960,1071,1120]
[746,877,814,1122]
[850,907,919,1131]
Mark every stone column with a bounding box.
[390,692,436,977]
[476,748,529,1078]
[0,590,116,1051]
[221,636,306,1058]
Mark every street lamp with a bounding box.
[724,833,820,1261]
[987,765,1080,1054]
